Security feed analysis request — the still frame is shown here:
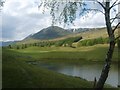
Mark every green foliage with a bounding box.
[39,2,84,25]
[55,36,82,47]
[55,41,65,47]
[38,41,55,47]
[78,37,109,47]
[9,36,82,49]
[24,44,27,48]
[86,40,93,46]
[16,46,20,49]
[8,45,12,49]
[6,37,109,49]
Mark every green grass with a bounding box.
[2,44,119,88]
[14,44,119,64]
[2,49,93,88]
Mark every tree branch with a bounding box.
[112,22,120,33]
[110,17,120,24]
[115,35,120,40]
[113,2,120,7]
[109,0,119,9]
[85,9,105,15]
[110,1,120,9]
[0,0,5,7]
[110,12,120,24]
[96,1,105,10]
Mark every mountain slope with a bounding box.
[25,26,72,40]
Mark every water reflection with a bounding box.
[33,61,118,87]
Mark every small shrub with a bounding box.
[16,46,20,49]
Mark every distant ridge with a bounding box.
[1,41,18,46]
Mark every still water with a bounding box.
[31,61,118,87]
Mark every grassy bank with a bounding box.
[2,49,93,88]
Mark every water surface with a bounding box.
[28,61,118,87]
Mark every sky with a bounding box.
[0,0,119,41]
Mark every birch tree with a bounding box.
[38,0,120,89]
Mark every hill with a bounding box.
[17,27,106,44]
[24,26,72,40]
[5,26,119,45]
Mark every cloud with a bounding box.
[2,0,52,41]
[1,0,119,41]
[71,12,106,28]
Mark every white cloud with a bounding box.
[70,12,105,28]
[1,0,119,41]
[2,0,52,41]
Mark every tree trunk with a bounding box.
[95,2,115,90]
[95,41,115,90]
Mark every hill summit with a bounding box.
[25,26,72,40]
